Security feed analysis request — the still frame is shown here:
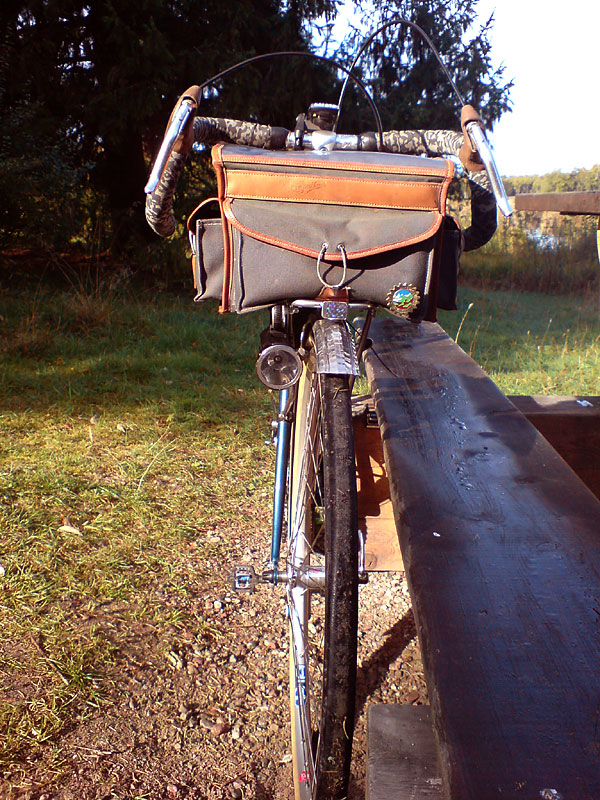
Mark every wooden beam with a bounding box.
[367,705,442,800]
[363,317,600,800]
[514,191,600,215]
[508,395,600,500]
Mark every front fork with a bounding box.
[232,306,375,593]
[270,387,295,580]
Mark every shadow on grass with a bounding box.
[0,287,271,421]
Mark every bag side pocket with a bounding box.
[187,198,225,303]
[437,217,462,311]
[192,218,225,302]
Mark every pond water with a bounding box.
[526,228,561,249]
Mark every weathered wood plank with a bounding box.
[514,191,600,215]
[355,404,404,571]
[509,395,600,500]
[363,317,600,800]
[367,705,443,800]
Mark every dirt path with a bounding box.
[6,535,425,800]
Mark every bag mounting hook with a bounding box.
[316,243,348,290]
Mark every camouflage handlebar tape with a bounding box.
[383,129,496,251]
[194,117,288,149]
[145,150,187,237]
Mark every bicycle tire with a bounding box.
[287,365,358,800]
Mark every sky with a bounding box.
[471,0,600,176]
[332,0,600,177]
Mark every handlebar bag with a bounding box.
[189,143,454,321]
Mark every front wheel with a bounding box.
[287,366,358,799]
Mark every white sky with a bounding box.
[331,0,600,176]
[472,0,600,176]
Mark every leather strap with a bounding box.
[223,170,445,211]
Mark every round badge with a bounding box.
[386,283,420,318]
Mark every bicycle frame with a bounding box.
[270,387,293,578]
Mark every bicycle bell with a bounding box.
[307,103,339,131]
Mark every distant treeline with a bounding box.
[457,163,600,296]
[503,164,600,196]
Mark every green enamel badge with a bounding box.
[386,283,420,318]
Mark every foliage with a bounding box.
[336,0,513,131]
[0,0,339,252]
[448,189,599,296]
[503,164,600,194]
[0,102,96,251]
[449,157,600,298]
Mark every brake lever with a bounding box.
[464,121,513,218]
[144,97,196,195]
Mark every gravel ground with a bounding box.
[6,533,426,800]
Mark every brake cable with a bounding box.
[334,16,466,133]
[194,50,385,150]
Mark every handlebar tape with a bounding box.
[459,105,485,172]
[145,151,186,237]
[194,117,288,149]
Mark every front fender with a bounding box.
[312,319,360,376]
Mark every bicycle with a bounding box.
[144,19,511,800]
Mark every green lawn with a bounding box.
[438,287,600,395]
[0,283,598,785]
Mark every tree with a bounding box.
[0,0,339,252]
[0,0,512,257]
[336,0,512,132]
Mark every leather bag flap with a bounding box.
[212,144,454,261]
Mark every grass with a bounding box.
[0,280,598,786]
[438,287,600,395]
[0,286,274,787]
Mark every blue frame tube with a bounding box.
[271,389,291,570]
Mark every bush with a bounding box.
[459,209,598,295]
[0,103,97,251]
